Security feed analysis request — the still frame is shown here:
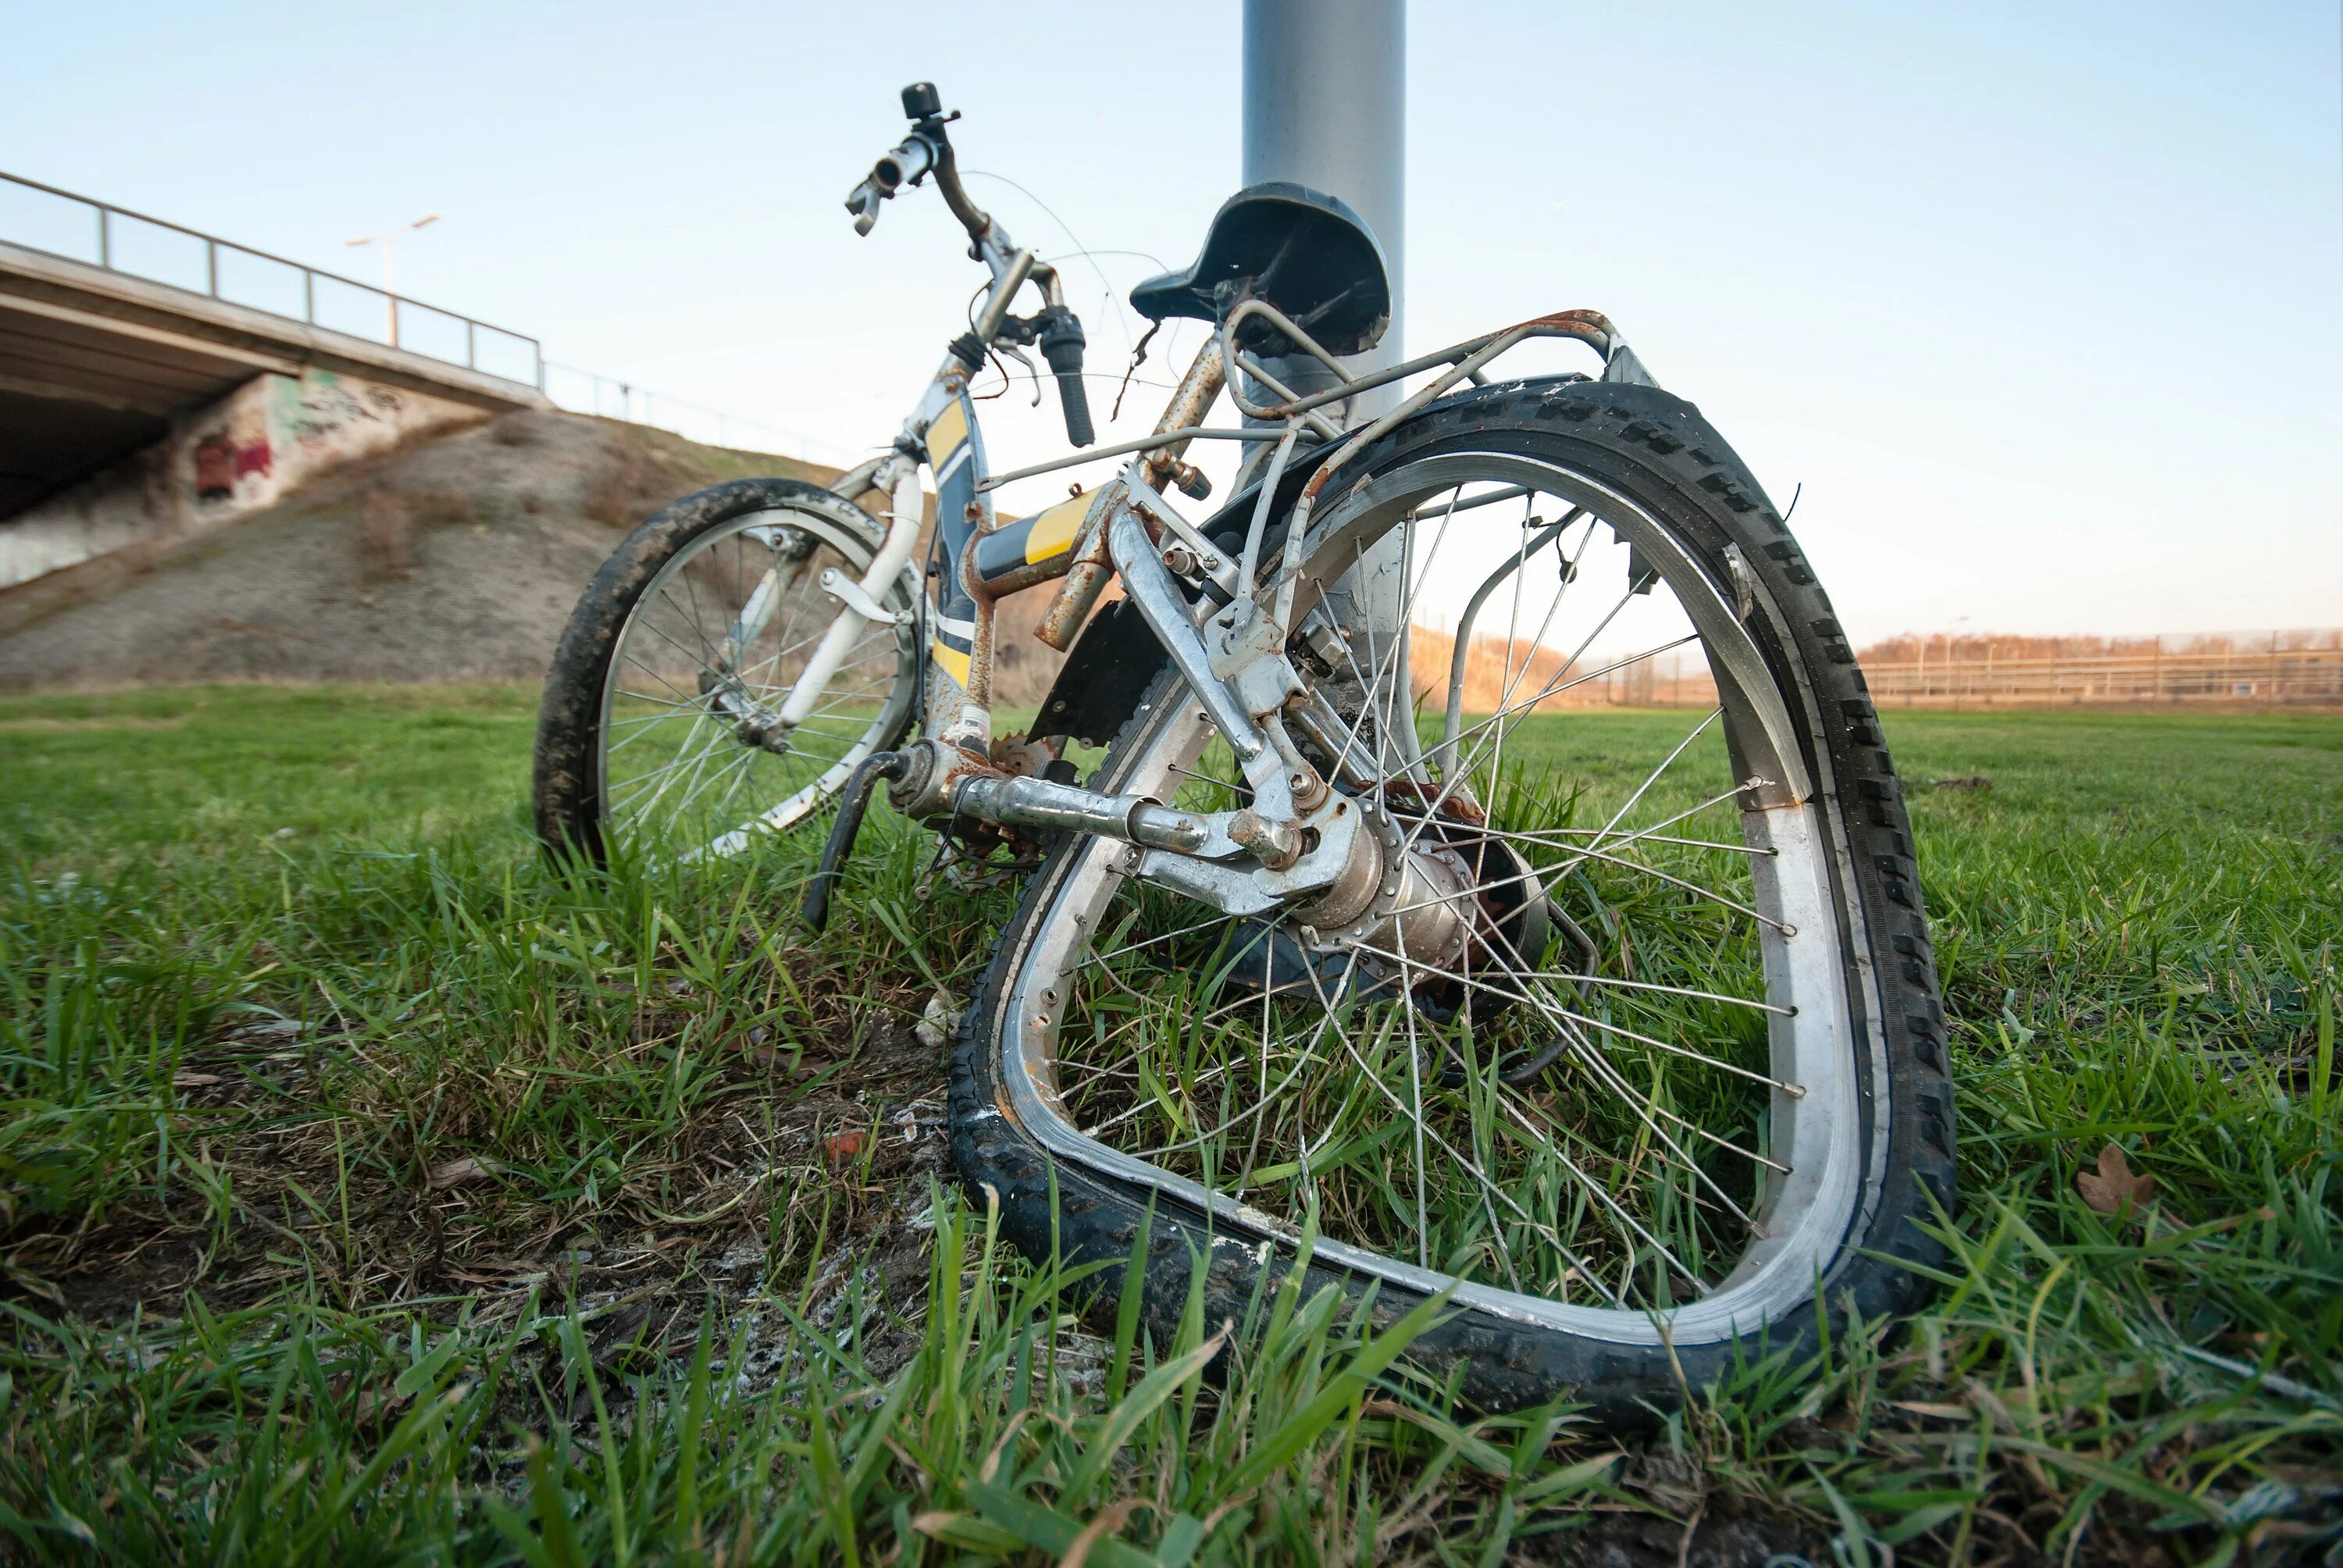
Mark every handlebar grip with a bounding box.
[1035,307,1094,448]
[844,134,940,236]
[1048,348,1095,448]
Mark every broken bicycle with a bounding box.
[533,83,1953,1420]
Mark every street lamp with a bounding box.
[345,213,439,347]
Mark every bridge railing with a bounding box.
[0,169,544,390]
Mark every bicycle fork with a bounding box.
[740,455,923,755]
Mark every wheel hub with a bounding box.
[1289,793,1551,1005]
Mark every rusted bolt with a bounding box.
[1161,543,1197,576]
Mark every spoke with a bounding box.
[1332,1000,1678,1295]
[1443,633,1703,761]
[669,551,729,668]
[1469,913,1762,1235]
[668,729,766,825]
[633,611,725,678]
[1378,584,1646,885]
[1386,815,1771,858]
[1342,940,1800,1097]
[1443,582,1638,795]
[1164,761,1246,796]
[1373,825,1790,935]
[1486,491,1545,810]
[1078,910,1249,973]
[1316,1000,1627,1306]
[1485,1090,1704,1290]
[704,744,765,826]
[606,687,706,715]
[1110,934,1364,1160]
[1446,511,1604,774]
[1592,707,1724,845]
[740,623,892,692]
[1396,942,1432,1268]
[616,647,705,707]
[612,714,736,818]
[1130,989,1347,1159]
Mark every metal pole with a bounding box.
[1242,0,1408,723]
[1241,0,1405,414]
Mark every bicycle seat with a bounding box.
[1129,182,1390,355]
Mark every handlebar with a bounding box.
[843,84,1094,448]
[845,83,987,242]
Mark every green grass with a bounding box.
[1,688,2337,1564]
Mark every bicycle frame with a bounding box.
[773,91,1763,929]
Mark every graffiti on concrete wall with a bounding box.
[192,426,271,500]
[185,370,443,516]
[1,365,484,590]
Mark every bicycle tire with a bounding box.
[533,477,918,864]
[950,379,1955,1423]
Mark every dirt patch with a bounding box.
[0,412,835,690]
[27,927,958,1370]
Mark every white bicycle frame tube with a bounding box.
[772,457,923,733]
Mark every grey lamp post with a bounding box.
[1241,0,1405,415]
[1241,0,1410,710]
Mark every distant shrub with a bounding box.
[355,483,477,583]
[585,433,679,529]
[355,484,415,583]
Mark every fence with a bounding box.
[1410,628,2343,713]
[1861,641,2343,709]
[0,170,544,389]
[539,362,863,470]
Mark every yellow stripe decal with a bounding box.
[931,637,972,688]
[924,398,968,469]
[1023,491,1093,565]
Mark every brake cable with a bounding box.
[1111,319,1159,422]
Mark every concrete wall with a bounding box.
[0,365,487,588]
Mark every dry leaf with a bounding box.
[2076,1142,2155,1214]
[173,1071,223,1088]
[428,1156,501,1191]
[1060,1501,1139,1568]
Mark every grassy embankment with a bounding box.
[1,686,2337,1563]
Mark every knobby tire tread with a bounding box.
[950,380,1954,1424]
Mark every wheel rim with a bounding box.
[993,451,1890,1342]
[595,504,916,859]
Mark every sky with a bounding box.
[4,0,2338,643]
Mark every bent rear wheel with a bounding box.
[533,478,918,864]
[951,381,1955,1420]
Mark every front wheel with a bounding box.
[533,478,918,864]
[950,380,1955,1422]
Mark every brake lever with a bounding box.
[992,342,1045,407]
[845,178,886,237]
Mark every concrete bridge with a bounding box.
[0,172,551,587]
